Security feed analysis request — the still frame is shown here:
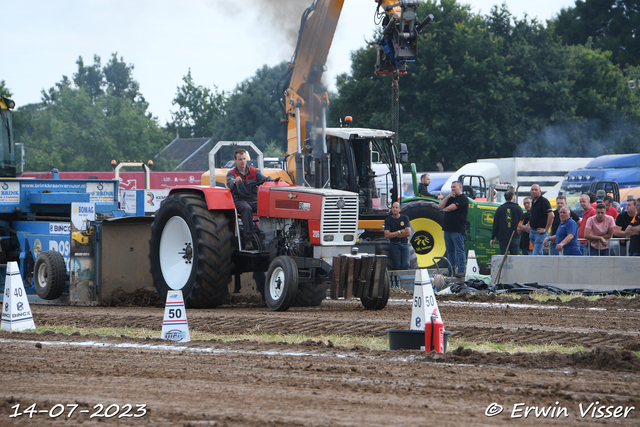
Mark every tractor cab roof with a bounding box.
[325,128,394,140]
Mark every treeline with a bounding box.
[329,0,640,171]
[3,0,640,172]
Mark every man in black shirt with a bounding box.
[383,202,412,269]
[518,197,532,255]
[491,190,522,255]
[617,199,638,256]
[528,184,554,255]
[418,173,441,199]
[438,181,469,278]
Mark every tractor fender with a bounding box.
[168,186,238,229]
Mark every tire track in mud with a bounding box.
[451,327,640,350]
[30,300,640,350]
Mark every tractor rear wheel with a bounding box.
[265,256,298,311]
[401,200,447,269]
[34,250,66,300]
[294,279,329,307]
[149,193,234,308]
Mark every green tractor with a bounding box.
[400,165,500,274]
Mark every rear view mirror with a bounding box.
[398,143,408,163]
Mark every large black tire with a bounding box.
[401,200,447,269]
[294,280,329,307]
[360,272,390,310]
[254,272,266,301]
[33,250,66,300]
[265,256,298,311]
[149,193,234,309]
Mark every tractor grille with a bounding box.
[321,195,359,234]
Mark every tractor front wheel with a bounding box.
[265,256,298,311]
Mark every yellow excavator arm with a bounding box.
[282,0,432,187]
[282,0,344,186]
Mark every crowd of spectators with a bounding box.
[512,185,640,257]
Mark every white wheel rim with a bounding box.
[37,263,48,288]
[269,266,285,300]
[159,216,194,290]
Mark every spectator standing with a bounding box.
[625,199,640,256]
[545,195,581,255]
[615,199,637,255]
[555,206,582,255]
[528,184,554,255]
[578,194,596,255]
[490,190,522,255]
[383,202,412,270]
[603,195,619,219]
[518,197,532,255]
[438,181,469,278]
[584,203,616,256]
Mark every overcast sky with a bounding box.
[4,0,574,125]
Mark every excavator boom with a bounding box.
[282,0,431,187]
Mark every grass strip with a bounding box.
[497,292,638,303]
[23,325,636,356]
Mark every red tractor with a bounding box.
[148,178,388,311]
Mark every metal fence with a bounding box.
[564,237,634,256]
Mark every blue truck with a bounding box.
[559,153,640,213]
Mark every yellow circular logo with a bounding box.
[33,239,42,258]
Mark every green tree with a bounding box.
[103,53,148,108]
[552,0,640,68]
[0,80,12,97]
[331,0,527,170]
[521,44,640,156]
[167,69,224,138]
[264,140,285,157]
[73,55,104,101]
[211,62,290,157]
[18,55,170,172]
[330,0,640,170]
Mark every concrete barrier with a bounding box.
[490,255,640,292]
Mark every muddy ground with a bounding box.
[1,291,639,426]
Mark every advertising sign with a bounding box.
[69,203,96,302]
